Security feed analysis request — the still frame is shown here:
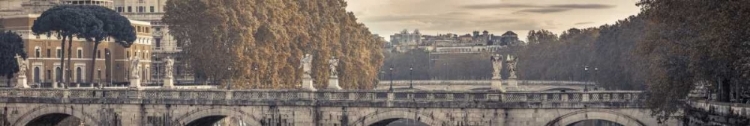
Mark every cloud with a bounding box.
[574,22,595,25]
[362,12,475,22]
[550,4,616,9]
[462,3,615,10]
[515,8,571,14]
[462,3,542,9]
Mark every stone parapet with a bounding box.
[0,88,645,109]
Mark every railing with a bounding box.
[379,80,596,86]
[0,88,644,108]
[687,100,750,118]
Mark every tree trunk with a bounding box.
[66,36,73,88]
[88,42,99,84]
[59,35,66,87]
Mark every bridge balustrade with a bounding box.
[0,89,644,108]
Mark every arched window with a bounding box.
[76,67,82,83]
[33,67,40,83]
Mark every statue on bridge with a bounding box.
[15,55,28,77]
[506,55,518,79]
[300,54,316,91]
[15,55,29,88]
[300,54,313,77]
[165,57,174,79]
[163,57,175,88]
[329,56,338,77]
[130,57,141,79]
[490,54,503,80]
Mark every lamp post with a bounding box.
[227,67,232,90]
[389,66,393,92]
[594,67,598,90]
[97,69,101,88]
[253,64,258,89]
[152,54,158,84]
[584,66,589,92]
[409,67,413,89]
[106,51,111,87]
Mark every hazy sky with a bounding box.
[345,0,642,41]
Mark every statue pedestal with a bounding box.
[327,76,342,90]
[505,78,519,91]
[16,76,29,88]
[301,76,316,91]
[490,78,504,92]
[130,78,141,89]
[163,77,174,88]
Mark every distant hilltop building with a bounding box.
[386,29,524,53]
[390,29,422,46]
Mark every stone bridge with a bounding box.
[0,89,678,126]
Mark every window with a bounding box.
[128,6,132,12]
[35,48,41,58]
[97,50,101,59]
[47,70,51,80]
[97,70,101,80]
[34,67,40,83]
[150,6,154,12]
[117,7,123,12]
[47,49,51,58]
[55,67,62,81]
[77,49,82,58]
[139,6,144,12]
[76,67,82,83]
[56,49,62,58]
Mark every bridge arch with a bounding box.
[545,109,645,126]
[173,107,261,126]
[350,109,435,126]
[13,105,99,126]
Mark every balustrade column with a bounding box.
[582,93,589,102]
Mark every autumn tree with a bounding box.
[637,0,750,121]
[164,0,383,89]
[0,31,27,85]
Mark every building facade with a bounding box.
[0,0,153,87]
[1,0,194,86]
[112,0,192,83]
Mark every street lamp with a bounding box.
[584,66,589,92]
[227,67,232,90]
[389,66,394,92]
[152,54,158,83]
[253,64,258,88]
[409,67,413,89]
[106,51,111,87]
